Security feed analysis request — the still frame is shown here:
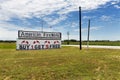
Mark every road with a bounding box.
[62,45,120,49]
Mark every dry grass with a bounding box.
[0,43,120,80]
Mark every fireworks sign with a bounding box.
[17,30,61,50]
[18,30,61,40]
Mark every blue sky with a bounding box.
[0,0,120,40]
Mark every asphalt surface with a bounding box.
[62,45,120,49]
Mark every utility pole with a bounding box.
[67,31,70,45]
[41,20,43,32]
[87,19,90,49]
[79,7,82,50]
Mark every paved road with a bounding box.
[62,45,120,49]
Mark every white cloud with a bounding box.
[0,21,69,40]
[111,0,120,4]
[74,26,102,32]
[62,34,79,40]
[43,14,67,25]
[0,21,45,40]
[0,0,113,21]
[71,22,77,28]
[0,22,18,40]
[0,28,16,40]
[82,16,96,20]
[114,5,120,9]
[63,22,78,28]
[83,16,91,19]
[100,15,111,21]
[0,0,117,40]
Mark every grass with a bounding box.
[0,42,16,49]
[0,43,120,80]
[62,41,120,46]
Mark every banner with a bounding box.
[16,39,61,50]
[17,30,61,50]
[18,30,61,40]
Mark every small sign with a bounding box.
[18,30,61,40]
[16,40,61,50]
[17,30,61,50]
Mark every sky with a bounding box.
[0,0,120,41]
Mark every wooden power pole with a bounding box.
[79,7,82,50]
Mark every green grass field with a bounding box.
[63,41,120,46]
[0,43,120,80]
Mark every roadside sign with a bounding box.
[17,30,61,50]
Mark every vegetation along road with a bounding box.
[62,45,120,49]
